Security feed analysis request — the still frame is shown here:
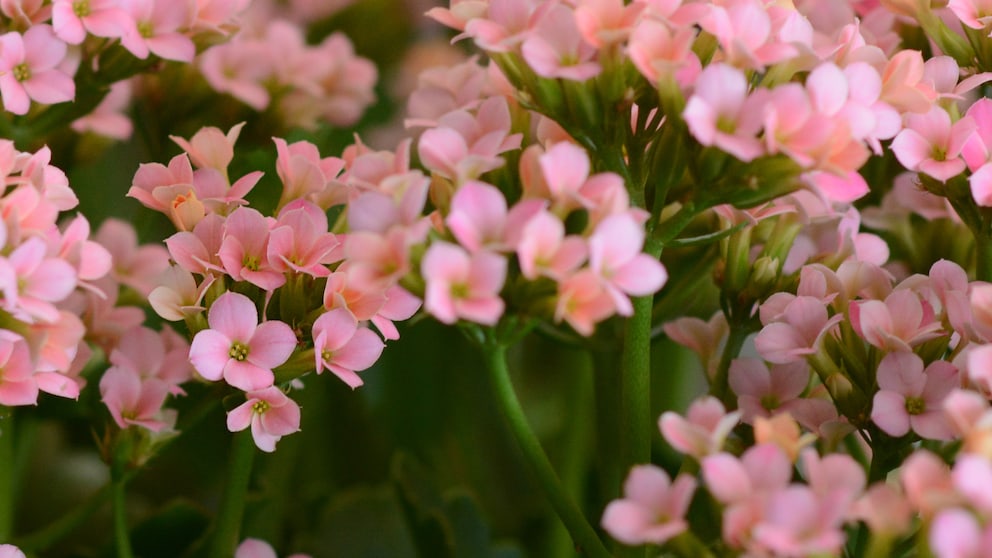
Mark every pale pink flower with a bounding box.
[601,465,696,546]
[626,17,700,87]
[71,79,133,140]
[660,396,741,459]
[0,544,26,558]
[128,153,204,231]
[698,0,803,70]
[234,537,311,558]
[901,450,960,516]
[267,200,339,277]
[312,308,384,389]
[516,209,586,280]
[952,455,992,514]
[52,0,133,43]
[729,359,810,423]
[164,213,225,275]
[170,122,245,174]
[421,242,506,326]
[188,292,297,391]
[948,0,992,29]
[872,351,958,440]
[588,212,668,316]
[198,41,271,110]
[574,0,644,47]
[701,443,793,506]
[751,485,846,557]
[0,236,77,323]
[554,268,615,336]
[218,207,285,291]
[0,25,75,115]
[100,366,172,432]
[663,312,728,379]
[1,0,50,27]
[273,137,345,208]
[0,331,37,406]
[849,288,944,352]
[852,484,912,536]
[226,386,301,452]
[95,218,170,296]
[445,180,510,253]
[418,96,522,183]
[119,0,196,62]
[110,326,191,390]
[754,296,841,364]
[930,508,992,558]
[891,106,976,182]
[683,63,766,162]
[521,3,601,80]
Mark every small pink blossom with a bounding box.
[0,25,75,116]
[872,351,958,440]
[52,0,133,44]
[0,331,37,407]
[588,212,668,316]
[99,366,172,432]
[891,106,976,182]
[601,465,696,546]
[188,292,297,391]
[660,396,741,459]
[226,387,301,452]
[0,544,26,558]
[683,63,766,162]
[421,242,506,326]
[312,308,385,389]
[849,288,944,352]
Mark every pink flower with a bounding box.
[99,366,172,432]
[312,308,385,389]
[871,351,958,440]
[0,331,37,406]
[218,207,285,291]
[226,387,301,452]
[52,0,133,43]
[521,4,601,80]
[95,218,170,296]
[729,359,810,423]
[554,268,615,336]
[682,63,766,162]
[119,0,195,62]
[660,396,741,459]
[0,544,26,558]
[891,106,975,182]
[601,465,696,546]
[235,538,311,558]
[170,122,246,174]
[929,508,992,558]
[188,292,297,391]
[754,296,841,364]
[266,200,339,277]
[421,242,506,326]
[588,212,668,316]
[0,25,75,115]
[849,288,944,352]
[0,236,77,323]
[516,209,586,280]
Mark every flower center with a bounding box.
[12,63,29,82]
[905,396,926,415]
[251,400,269,414]
[73,0,90,17]
[242,254,260,271]
[760,394,780,411]
[137,21,154,39]
[229,341,249,361]
[321,349,334,363]
[451,282,469,299]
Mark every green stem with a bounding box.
[208,430,257,558]
[620,294,654,469]
[0,408,13,542]
[112,476,135,558]
[481,343,611,558]
[710,324,750,409]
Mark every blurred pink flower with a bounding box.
[601,465,696,545]
[871,351,958,440]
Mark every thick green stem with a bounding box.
[207,431,257,558]
[620,294,654,470]
[0,408,13,542]
[112,476,135,558]
[482,343,611,558]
